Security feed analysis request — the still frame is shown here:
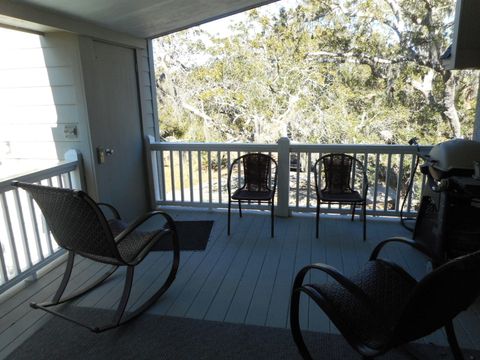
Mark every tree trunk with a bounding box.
[442,71,462,138]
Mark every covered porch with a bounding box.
[1,0,480,358]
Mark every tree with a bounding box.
[153,0,478,144]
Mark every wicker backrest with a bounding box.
[13,182,122,262]
[314,153,367,195]
[229,153,277,193]
[394,250,480,342]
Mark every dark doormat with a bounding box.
[153,220,213,251]
[7,307,480,360]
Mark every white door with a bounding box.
[81,39,148,221]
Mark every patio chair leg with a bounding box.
[52,251,75,303]
[228,199,231,235]
[445,321,464,360]
[271,199,274,238]
[351,204,355,221]
[112,266,134,327]
[32,252,118,308]
[238,200,243,217]
[316,202,320,239]
[362,201,367,242]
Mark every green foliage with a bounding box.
[154,0,478,145]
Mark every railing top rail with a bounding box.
[149,141,432,155]
[0,160,78,193]
[149,142,279,152]
[289,143,432,154]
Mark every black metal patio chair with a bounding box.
[12,181,180,333]
[227,153,277,237]
[313,153,368,241]
[290,237,480,359]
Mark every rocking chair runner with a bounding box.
[290,237,480,360]
[12,181,180,333]
[313,153,368,241]
[227,153,277,237]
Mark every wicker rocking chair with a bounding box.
[291,237,480,359]
[313,153,368,241]
[13,181,180,333]
[227,153,277,237]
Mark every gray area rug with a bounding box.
[7,307,479,360]
[153,220,213,251]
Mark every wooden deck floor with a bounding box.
[1,209,479,358]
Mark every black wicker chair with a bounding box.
[12,181,180,333]
[313,153,368,240]
[290,237,480,360]
[227,153,277,237]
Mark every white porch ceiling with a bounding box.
[12,0,279,38]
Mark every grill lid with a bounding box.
[428,139,480,175]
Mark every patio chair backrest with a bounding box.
[393,250,480,343]
[314,153,366,195]
[13,182,123,263]
[234,153,277,192]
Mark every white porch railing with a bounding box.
[0,150,84,294]
[146,137,432,217]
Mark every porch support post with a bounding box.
[145,135,160,210]
[473,80,480,141]
[277,137,291,217]
[64,149,86,191]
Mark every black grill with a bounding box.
[413,140,480,262]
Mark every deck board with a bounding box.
[1,209,479,358]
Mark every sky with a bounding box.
[197,0,301,36]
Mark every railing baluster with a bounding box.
[384,154,392,212]
[407,153,416,213]
[179,151,185,202]
[0,238,8,284]
[66,172,73,189]
[169,150,175,202]
[13,189,32,269]
[237,151,241,188]
[306,152,312,209]
[27,193,44,262]
[396,154,405,213]
[188,151,194,202]
[42,216,54,256]
[217,151,222,204]
[373,153,380,212]
[198,151,203,203]
[208,151,213,204]
[295,151,300,209]
[0,192,21,277]
[363,153,368,212]
[159,150,166,201]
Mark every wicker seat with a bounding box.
[227,153,277,237]
[313,153,368,240]
[290,237,480,359]
[12,181,180,333]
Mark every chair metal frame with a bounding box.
[290,237,480,360]
[227,153,278,237]
[13,181,180,333]
[313,153,368,241]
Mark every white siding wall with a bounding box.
[0,29,92,170]
[137,41,159,139]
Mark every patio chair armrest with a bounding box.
[293,263,372,308]
[115,211,177,243]
[369,237,434,262]
[97,203,121,220]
